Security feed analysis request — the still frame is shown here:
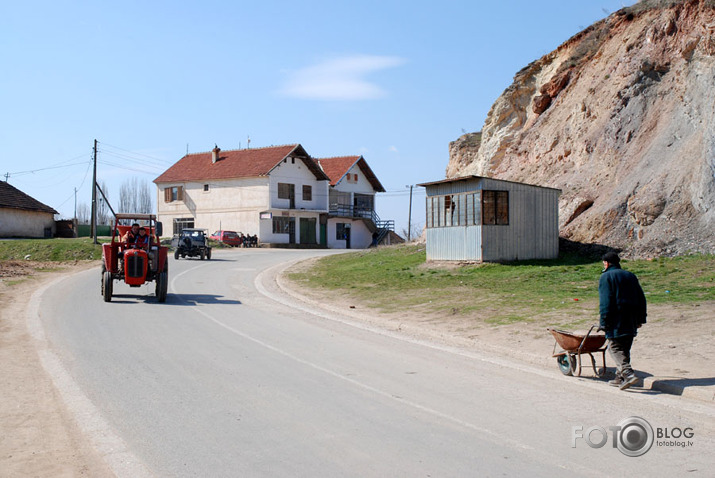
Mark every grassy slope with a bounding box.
[287,244,714,327]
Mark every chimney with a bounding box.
[212,145,220,163]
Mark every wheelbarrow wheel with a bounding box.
[557,354,576,376]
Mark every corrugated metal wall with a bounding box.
[423,178,559,261]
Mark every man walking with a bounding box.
[599,252,647,390]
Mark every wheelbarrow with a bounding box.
[547,325,607,377]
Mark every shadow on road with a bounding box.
[166,293,242,306]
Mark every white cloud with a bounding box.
[279,55,406,101]
[388,145,398,153]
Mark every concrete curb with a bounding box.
[642,377,715,403]
[274,264,714,405]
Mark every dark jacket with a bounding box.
[599,265,647,338]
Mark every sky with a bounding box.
[1,0,636,236]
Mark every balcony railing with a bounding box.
[329,205,395,245]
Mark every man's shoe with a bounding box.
[609,376,623,387]
[619,374,639,390]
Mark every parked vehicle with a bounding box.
[210,230,241,247]
[101,213,168,303]
[172,228,212,260]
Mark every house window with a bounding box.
[173,217,194,235]
[346,173,358,183]
[164,186,183,203]
[302,185,312,201]
[272,217,291,234]
[278,183,293,199]
[482,190,509,225]
[203,184,209,192]
[336,223,348,240]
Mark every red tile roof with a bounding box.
[317,156,385,192]
[316,156,360,186]
[154,144,329,183]
[0,181,58,214]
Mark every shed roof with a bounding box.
[154,144,329,183]
[418,175,561,192]
[0,181,58,214]
[317,156,386,192]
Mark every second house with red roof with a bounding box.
[154,144,397,249]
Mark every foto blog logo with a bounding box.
[572,416,654,457]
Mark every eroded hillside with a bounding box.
[447,0,715,257]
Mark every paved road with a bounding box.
[37,249,714,477]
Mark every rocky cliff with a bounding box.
[446,0,715,257]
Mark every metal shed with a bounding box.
[418,176,561,262]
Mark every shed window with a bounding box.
[426,192,482,228]
[302,185,312,201]
[482,190,509,225]
[203,184,209,192]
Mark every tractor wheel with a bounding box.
[156,270,168,303]
[207,248,212,260]
[200,250,205,260]
[102,271,113,302]
[174,249,179,260]
[100,263,106,295]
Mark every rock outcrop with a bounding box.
[446,0,715,257]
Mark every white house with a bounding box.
[418,176,561,261]
[154,144,330,246]
[0,182,57,238]
[316,156,388,249]
[154,145,394,248]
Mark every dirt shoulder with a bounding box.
[0,261,113,478]
[280,257,715,402]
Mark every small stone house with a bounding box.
[0,181,58,238]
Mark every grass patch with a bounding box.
[287,244,714,326]
[0,237,106,261]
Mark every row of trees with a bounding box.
[76,178,154,224]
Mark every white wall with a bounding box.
[327,218,373,249]
[156,177,268,236]
[269,157,329,211]
[0,208,55,238]
[333,164,376,195]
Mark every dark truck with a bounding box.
[172,228,212,260]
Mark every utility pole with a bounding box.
[406,184,413,242]
[91,139,98,244]
[74,187,78,239]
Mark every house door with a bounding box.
[344,223,351,249]
[299,218,316,244]
[288,218,296,244]
[289,184,295,209]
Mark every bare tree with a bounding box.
[119,177,153,214]
[96,181,112,225]
[77,203,90,224]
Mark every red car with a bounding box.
[210,230,241,247]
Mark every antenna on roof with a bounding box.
[247,135,251,149]
[186,143,189,155]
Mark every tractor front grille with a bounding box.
[126,255,145,278]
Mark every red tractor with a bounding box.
[101,213,169,303]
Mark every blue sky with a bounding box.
[1,0,635,235]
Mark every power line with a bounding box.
[7,160,91,177]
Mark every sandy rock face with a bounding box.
[446,0,715,257]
